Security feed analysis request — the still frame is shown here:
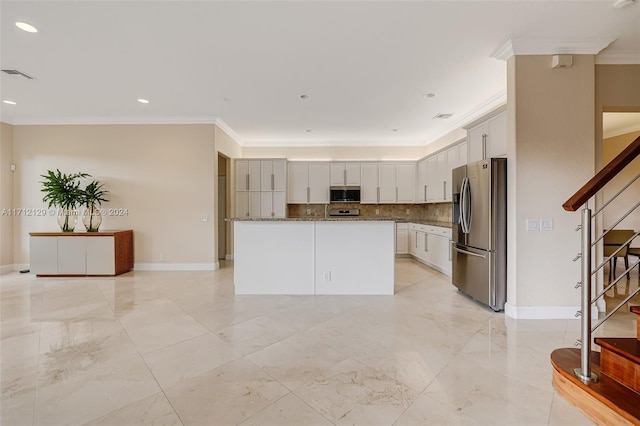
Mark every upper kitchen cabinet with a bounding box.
[360,162,415,204]
[330,163,361,186]
[416,159,428,203]
[235,160,261,191]
[260,159,286,191]
[466,107,507,163]
[287,162,330,204]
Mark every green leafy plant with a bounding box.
[82,180,109,208]
[82,180,110,232]
[40,169,89,231]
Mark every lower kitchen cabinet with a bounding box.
[408,223,451,276]
[30,230,134,276]
[396,223,409,254]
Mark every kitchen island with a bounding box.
[231,218,395,295]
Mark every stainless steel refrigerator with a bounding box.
[451,158,507,311]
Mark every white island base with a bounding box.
[233,220,395,295]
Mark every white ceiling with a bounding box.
[1,1,639,147]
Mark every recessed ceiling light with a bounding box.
[2,100,17,105]
[305,129,312,133]
[423,93,436,98]
[433,113,453,119]
[300,95,310,100]
[137,98,149,104]
[613,0,634,9]
[15,22,38,33]
[391,129,398,132]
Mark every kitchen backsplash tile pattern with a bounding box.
[288,203,452,223]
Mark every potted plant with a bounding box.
[40,169,88,232]
[81,180,109,232]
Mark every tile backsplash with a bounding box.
[288,203,452,223]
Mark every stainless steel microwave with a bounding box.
[330,186,361,203]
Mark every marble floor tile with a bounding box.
[142,332,239,389]
[83,392,183,426]
[164,358,290,425]
[0,259,607,425]
[294,357,417,425]
[239,393,333,426]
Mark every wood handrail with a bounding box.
[563,135,640,212]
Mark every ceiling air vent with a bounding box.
[1,69,36,80]
[433,113,453,119]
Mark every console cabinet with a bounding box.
[30,230,134,276]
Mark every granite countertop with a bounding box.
[227,217,399,222]
[227,217,453,227]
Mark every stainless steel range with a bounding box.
[328,208,360,217]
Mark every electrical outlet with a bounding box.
[306,208,311,215]
[375,209,379,215]
[526,219,539,231]
[159,252,165,261]
[201,214,208,222]
[541,218,553,231]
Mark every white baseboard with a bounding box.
[133,263,218,271]
[505,303,599,319]
[225,254,234,261]
[0,265,14,274]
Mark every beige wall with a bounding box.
[1,122,14,268]
[508,55,595,310]
[12,124,216,266]
[602,130,640,239]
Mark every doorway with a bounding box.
[218,154,229,261]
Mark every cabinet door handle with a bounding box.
[246,174,249,190]
[377,187,380,203]
[449,239,452,260]
[482,134,487,159]
[307,187,310,203]
[425,234,428,252]
[344,169,347,185]
[271,174,274,190]
[424,185,427,201]
[443,181,446,199]
[396,187,398,202]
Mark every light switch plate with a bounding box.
[541,218,553,231]
[526,219,539,231]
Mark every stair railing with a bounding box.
[563,135,640,383]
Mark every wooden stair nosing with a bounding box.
[551,348,640,426]
[595,338,640,365]
[630,306,640,316]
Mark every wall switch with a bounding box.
[10,164,16,172]
[201,214,208,222]
[375,209,379,215]
[159,252,165,261]
[306,208,311,215]
[323,271,331,281]
[526,219,539,231]
[541,218,553,231]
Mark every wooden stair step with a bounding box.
[595,338,640,393]
[630,306,640,316]
[596,338,640,365]
[630,306,640,339]
[551,348,640,425]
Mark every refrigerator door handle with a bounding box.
[453,245,486,259]
[460,177,470,234]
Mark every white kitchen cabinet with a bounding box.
[236,191,261,218]
[396,163,416,203]
[260,191,286,218]
[235,160,261,191]
[360,163,380,204]
[396,223,409,255]
[467,109,507,163]
[408,223,451,276]
[458,141,468,166]
[378,163,397,203]
[425,156,438,202]
[330,163,360,186]
[260,160,286,191]
[416,159,428,203]
[287,162,330,204]
[360,162,415,204]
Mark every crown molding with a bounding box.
[491,37,616,61]
[214,117,244,146]
[5,116,218,126]
[596,51,640,64]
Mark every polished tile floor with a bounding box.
[2,258,637,425]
